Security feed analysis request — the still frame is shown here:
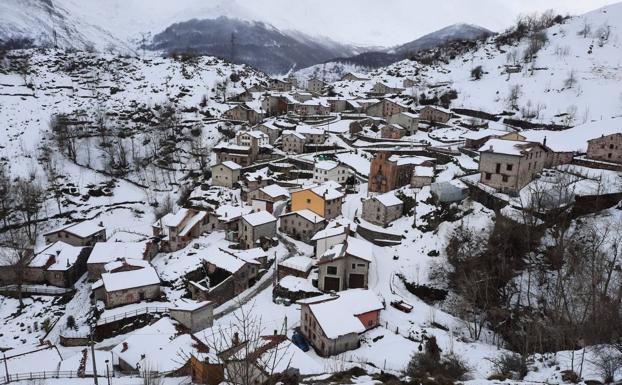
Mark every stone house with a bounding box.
[340,72,370,82]
[298,289,383,356]
[296,125,326,145]
[112,318,223,384]
[170,300,215,332]
[419,105,452,124]
[281,130,306,154]
[368,152,435,193]
[369,82,404,96]
[214,142,253,167]
[87,240,155,280]
[310,226,348,259]
[291,184,344,220]
[366,99,409,119]
[293,99,331,117]
[94,265,161,308]
[0,246,34,285]
[277,256,315,280]
[152,208,210,252]
[312,160,350,184]
[189,250,260,305]
[255,122,281,144]
[380,123,406,139]
[292,91,314,103]
[307,78,327,94]
[327,98,347,113]
[279,209,326,243]
[362,193,403,227]
[249,184,290,213]
[269,78,293,92]
[236,130,269,151]
[587,133,622,164]
[478,138,550,194]
[211,161,243,188]
[239,210,277,249]
[317,237,371,292]
[223,104,264,125]
[44,221,106,247]
[411,166,435,188]
[389,112,419,135]
[26,241,90,288]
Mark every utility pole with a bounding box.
[90,318,99,385]
[3,352,9,383]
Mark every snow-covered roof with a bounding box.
[156,208,190,228]
[104,258,151,273]
[242,210,277,226]
[460,128,508,141]
[88,241,148,264]
[388,155,435,166]
[258,338,323,375]
[172,299,213,312]
[314,160,340,171]
[101,266,160,292]
[112,318,215,372]
[478,138,543,156]
[178,211,207,237]
[283,209,325,224]
[296,125,325,136]
[216,204,254,222]
[414,166,435,177]
[260,184,290,198]
[309,184,344,200]
[421,105,452,114]
[521,117,622,153]
[30,241,83,271]
[373,192,403,207]
[345,237,373,262]
[279,255,315,272]
[310,225,348,241]
[218,160,243,170]
[298,289,383,339]
[282,130,306,140]
[45,220,105,238]
[203,250,247,273]
[233,248,267,264]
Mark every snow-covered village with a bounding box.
[1,1,622,385]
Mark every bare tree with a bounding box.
[201,302,291,385]
[13,176,44,243]
[0,229,34,307]
[507,84,522,110]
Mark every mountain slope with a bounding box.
[320,23,493,70]
[0,0,130,51]
[330,2,622,127]
[393,23,493,55]
[149,17,360,74]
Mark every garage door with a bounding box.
[324,276,340,291]
[348,274,365,289]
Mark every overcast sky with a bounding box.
[81,0,615,47]
[220,0,614,46]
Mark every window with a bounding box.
[327,266,337,275]
[306,199,311,204]
[358,264,365,267]
[502,175,509,182]
[485,173,491,180]
[506,164,513,171]
[352,264,356,269]
[495,163,501,173]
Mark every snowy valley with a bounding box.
[0,2,621,385]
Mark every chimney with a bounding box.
[273,329,278,336]
[121,342,128,352]
[98,221,104,227]
[543,136,547,147]
[233,332,240,345]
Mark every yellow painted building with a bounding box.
[291,189,325,217]
[290,185,344,220]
